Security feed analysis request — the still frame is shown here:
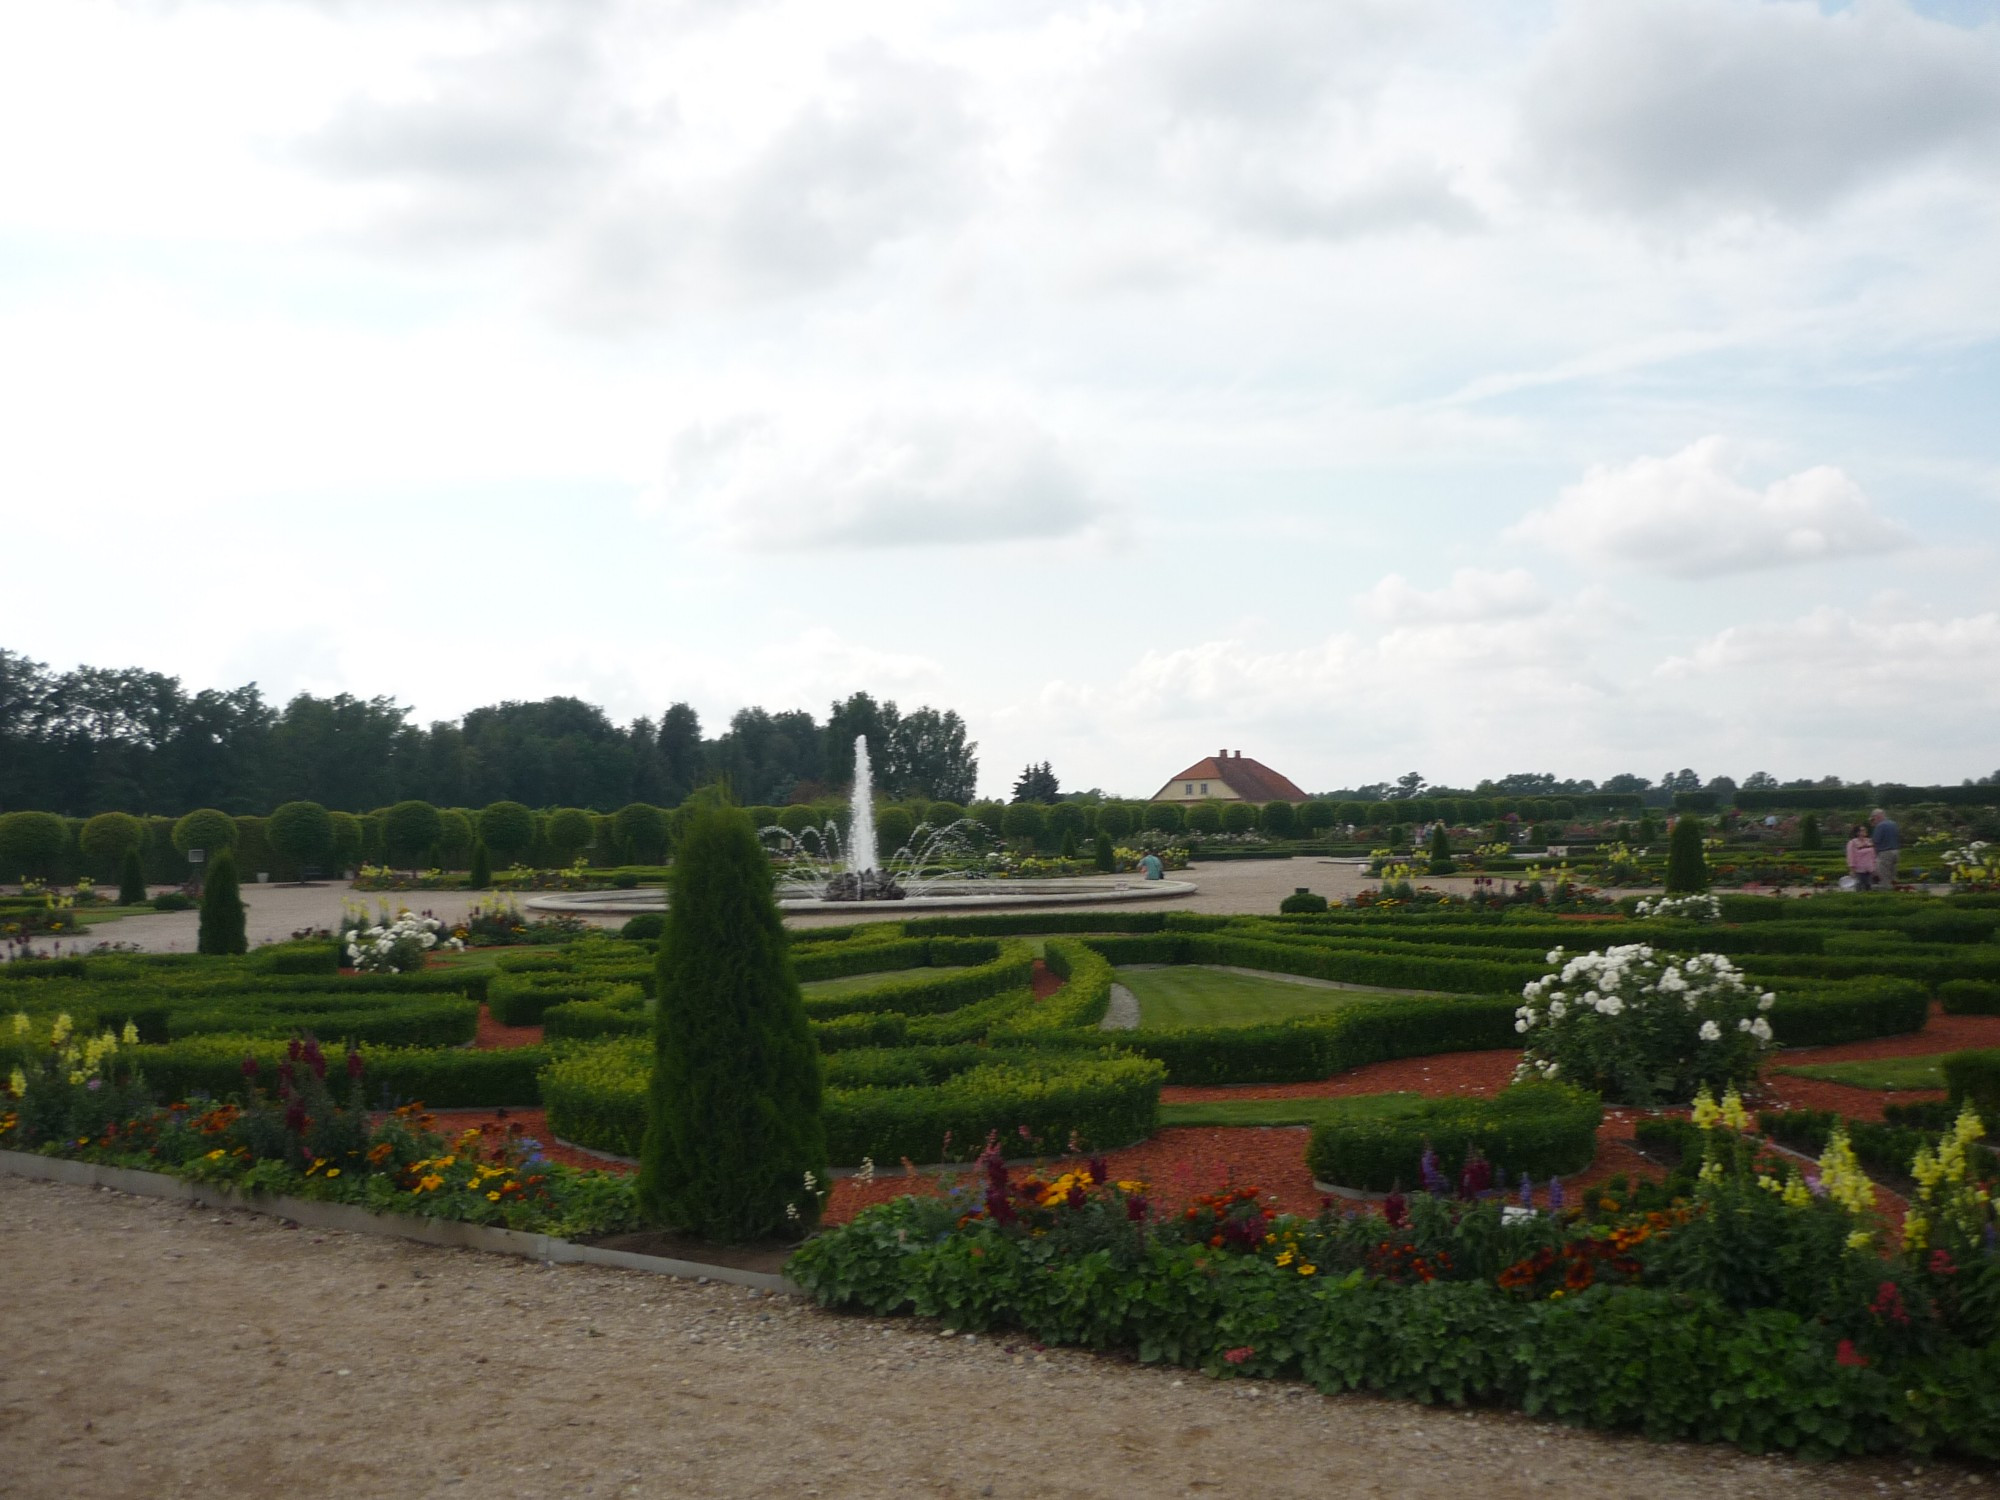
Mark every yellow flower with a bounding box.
[1719,1088,1751,1133]
[1782,1172,1811,1210]
[1697,1159,1724,1184]
[486,1190,501,1202]
[1298,1264,1317,1277]
[1756,1175,1781,1193]
[1818,1128,1876,1216]
[49,1013,72,1046]
[1690,1088,1720,1130]
[1902,1211,1929,1252]
[121,1021,139,1045]
[1275,1250,1294,1267]
[1846,1229,1875,1252]
[7,1066,24,1096]
[326,1168,340,1178]
[11,1012,27,1037]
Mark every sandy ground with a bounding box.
[19,860,1380,954]
[2,1176,1973,1500]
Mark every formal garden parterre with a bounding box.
[8,852,2000,1459]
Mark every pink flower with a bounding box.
[1222,1346,1254,1366]
[1836,1339,1870,1368]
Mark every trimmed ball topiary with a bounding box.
[1279,889,1328,914]
[639,800,826,1242]
[1183,802,1221,834]
[478,801,536,865]
[1094,803,1132,839]
[546,807,596,865]
[1259,801,1295,837]
[382,800,444,868]
[79,812,145,878]
[265,801,334,880]
[197,847,248,956]
[171,808,237,860]
[874,806,916,855]
[615,802,669,863]
[1664,815,1709,894]
[1221,802,1256,834]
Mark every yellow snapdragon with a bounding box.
[1817,1127,1876,1216]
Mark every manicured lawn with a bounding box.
[801,965,967,997]
[1159,1092,1425,1130]
[1774,1055,1950,1091]
[1116,965,1402,1028]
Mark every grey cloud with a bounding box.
[1523,0,2000,218]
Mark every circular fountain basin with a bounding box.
[525,877,1198,918]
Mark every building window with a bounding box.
[1199,783,1208,794]
[1184,783,1193,794]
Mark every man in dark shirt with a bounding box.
[1869,809,1901,888]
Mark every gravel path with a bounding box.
[1,1175,1966,1500]
[1100,983,1141,1029]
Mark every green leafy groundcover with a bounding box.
[787,1158,2000,1460]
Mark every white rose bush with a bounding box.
[338,904,462,974]
[1514,943,1777,1105]
[1631,892,1722,922]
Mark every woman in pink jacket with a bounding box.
[1845,823,1877,891]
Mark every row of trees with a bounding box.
[0,649,977,816]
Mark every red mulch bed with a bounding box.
[474,1005,543,1050]
[437,967,1995,1224]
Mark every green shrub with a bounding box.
[546,808,595,864]
[620,912,665,942]
[1799,813,1822,851]
[117,847,147,906]
[265,801,333,878]
[197,849,247,956]
[1094,832,1115,873]
[1426,825,1455,875]
[1118,996,1520,1085]
[1305,1083,1603,1192]
[1095,803,1132,839]
[170,808,237,860]
[468,840,492,889]
[1000,938,1111,1032]
[1184,802,1221,834]
[1000,802,1044,845]
[811,1011,911,1052]
[640,800,826,1240]
[1279,890,1329,915]
[1664,816,1708,894]
[79,812,145,878]
[1768,978,1929,1046]
[253,940,341,975]
[615,802,669,863]
[1944,1049,2000,1117]
[0,811,69,880]
[802,942,1032,1020]
[542,987,649,1041]
[104,1034,547,1110]
[478,802,536,865]
[1941,979,2000,1015]
[1260,801,1296,837]
[381,801,443,867]
[328,811,362,871]
[1220,803,1256,834]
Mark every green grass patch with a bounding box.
[1117,965,1403,1028]
[1159,1092,1425,1130]
[801,965,969,998]
[1774,1055,1950,1091]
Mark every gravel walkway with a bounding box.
[1,1175,1964,1500]
[1099,983,1141,1029]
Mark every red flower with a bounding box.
[1836,1339,1870,1369]
[1222,1346,1254,1366]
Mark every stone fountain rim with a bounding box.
[523,877,1198,916]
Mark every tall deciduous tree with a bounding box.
[639,801,825,1241]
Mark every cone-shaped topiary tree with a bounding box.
[468,840,492,889]
[118,847,147,906]
[1799,813,1822,852]
[1093,832,1115,872]
[197,847,248,955]
[639,799,826,1241]
[1426,823,1456,875]
[1664,815,1709,894]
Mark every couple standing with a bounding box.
[1844,809,1901,891]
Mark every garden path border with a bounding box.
[0,1148,798,1295]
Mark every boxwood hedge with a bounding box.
[1304,1083,1603,1192]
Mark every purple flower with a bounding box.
[86,1078,102,1091]
[1518,1172,1534,1209]
[1419,1146,1447,1197]
[1548,1178,1564,1213]
[240,1055,260,1079]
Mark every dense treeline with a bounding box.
[0,649,977,817]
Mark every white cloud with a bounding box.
[1355,567,1547,625]
[1523,0,2000,218]
[646,407,1103,550]
[1658,604,2000,694]
[1511,437,1914,577]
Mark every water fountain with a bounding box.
[525,734,1197,917]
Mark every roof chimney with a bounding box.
[1219,748,1228,760]
[1234,749,1243,758]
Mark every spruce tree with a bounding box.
[1799,813,1822,852]
[118,847,147,906]
[1426,824,1456,875]
[1093,832,1115,873]
[197,848,248,956]
[1664,815,1709,894]
[1060,828,1079,860]
[639,800,825,1241]
[468,840,492,889]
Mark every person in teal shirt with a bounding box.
[1138,852,1164,880]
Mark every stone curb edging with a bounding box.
[0,1148,799,1296]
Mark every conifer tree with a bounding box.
[639,799,825,1241]
[1799,813,1822,852]
[468,841,492,890]
[118,847,147,906]
[1426,823,1456,875]
[1664,815,1709,894]
[1093,832,1115,873]
[197,848,248,956]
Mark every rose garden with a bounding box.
[6,785,2000,1471]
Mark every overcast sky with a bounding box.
[5,0,1998,799]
